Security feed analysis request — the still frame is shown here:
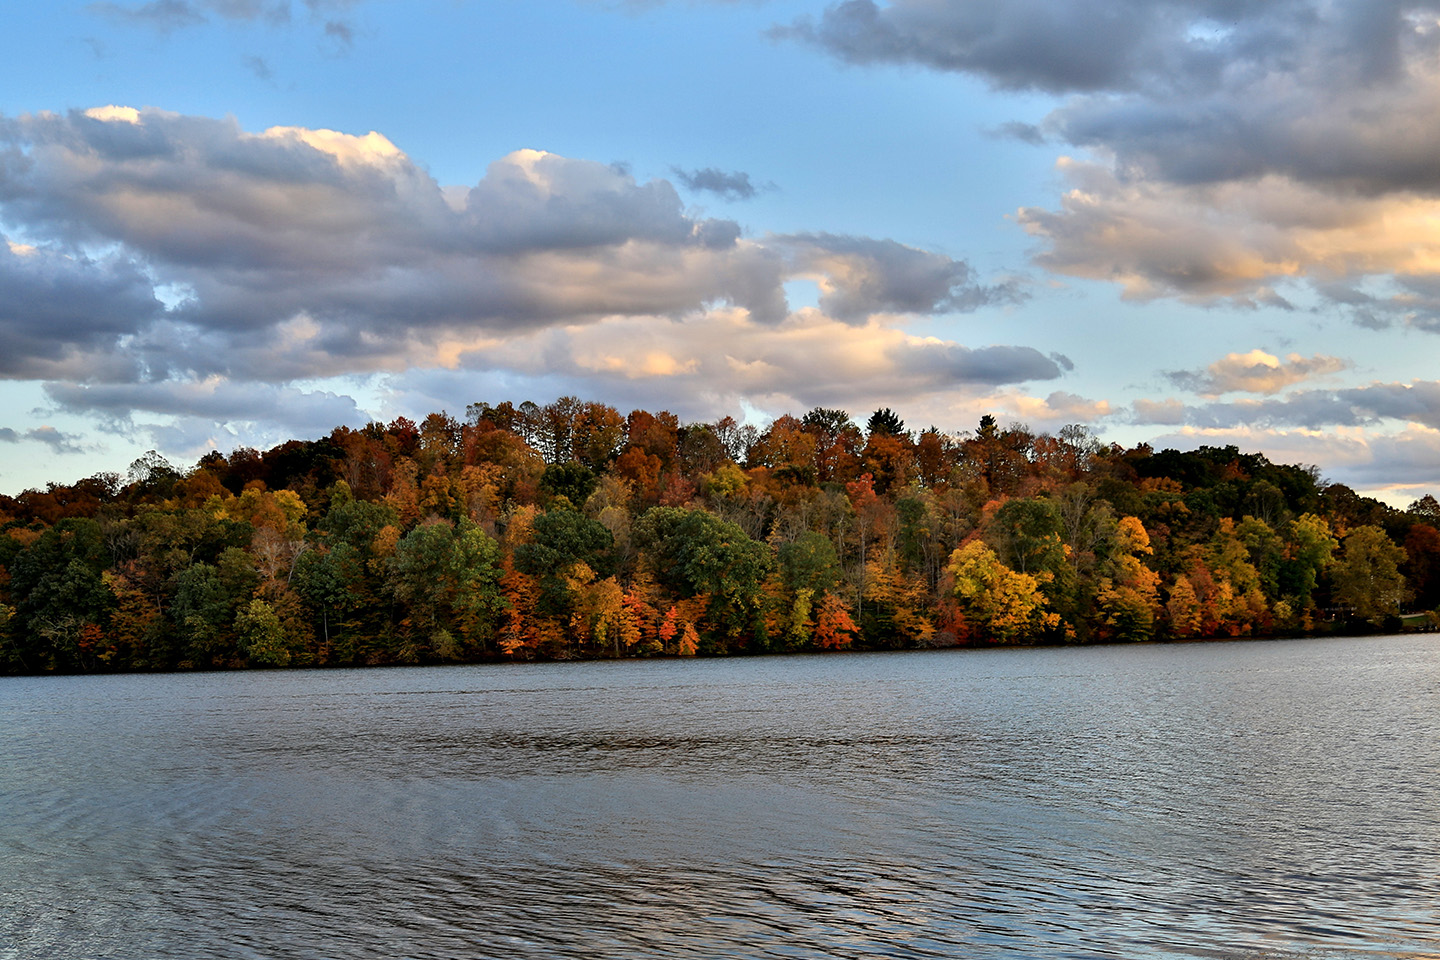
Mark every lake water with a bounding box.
[2,634,1438,959]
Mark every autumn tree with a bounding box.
[634,506,774,649]
[1330,525,1407,625]
[947,540,1058,644]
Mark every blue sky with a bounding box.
[1,0,1438,505]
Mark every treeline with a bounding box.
[2,398,1438,673]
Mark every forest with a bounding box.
[2,398,1437,674]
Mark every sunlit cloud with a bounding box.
[1166,349,1350,396]
[0,106,1048,459]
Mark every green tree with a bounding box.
[1330,525,1407,625]
[778,531,843,596]
[986,497,1066,577]
[634,506,774,647]
[388,519,505,658]
[171,547,260,667]
[514,505,616,618]
[8,518,115,671]
[292,541,364,655]
[1279,512,1337,612]
[234,598,292,667]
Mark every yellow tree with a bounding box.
[947,540,1058,643]
[863,549,936,647]
[1094,516,1162,642]
[1164,574,1203,638]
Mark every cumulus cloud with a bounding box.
[0,110,782,363]
[1017,160,1440,308]
[776,232,1025,322]
[1166,349,1349,396]
[0,106,1038,449]
[783,2,1440,324]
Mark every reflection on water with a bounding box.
[3,635,1439,959]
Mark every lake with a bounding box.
[2,634,1438,959]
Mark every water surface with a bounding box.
[3,634,1438,958]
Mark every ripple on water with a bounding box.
[2,636,1440,959]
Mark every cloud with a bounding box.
[1128,380,1440,432]
[241,55,274,81]
[671,166,767,201]
[782,2,1440,104]
[323,18,353,48]
[89,0,354,35]
[0,239,163,379]
[1005,390,1113,424]
[782,2,1440,323]
[0,110,1019,372]
[988,121,1047,145]
[888,341,1062,385]
[776,232,1025,322]
[1166,349,1349,396]
[88,0,207,32]
[453,305,1063,405]
[0,106,1039,458]
[1132,398,1187,425]
[0,425,86,454]
[0,110,782,363]
[43,379,371,460]
[1017,160,1440,308]
[366,302,1069,438]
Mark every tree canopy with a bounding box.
[1,397,1433,674]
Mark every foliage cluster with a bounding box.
[2,399,1436,673]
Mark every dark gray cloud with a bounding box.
[988,121,1046,145]
[241,55,274,81]
[88,0,207,32]
[323,18,353,47]
[89,0,355,36]
[777,0,1283,94]
[777,232,1025,322]
[671,166,767,201]
[44,380,370,451]
[0,240,162,378]
[888,342,1063,385]
[1133,380,1440,430]
[782,1,1431,102]
[0,425,86,454]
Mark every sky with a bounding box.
[1,0,1438,506]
